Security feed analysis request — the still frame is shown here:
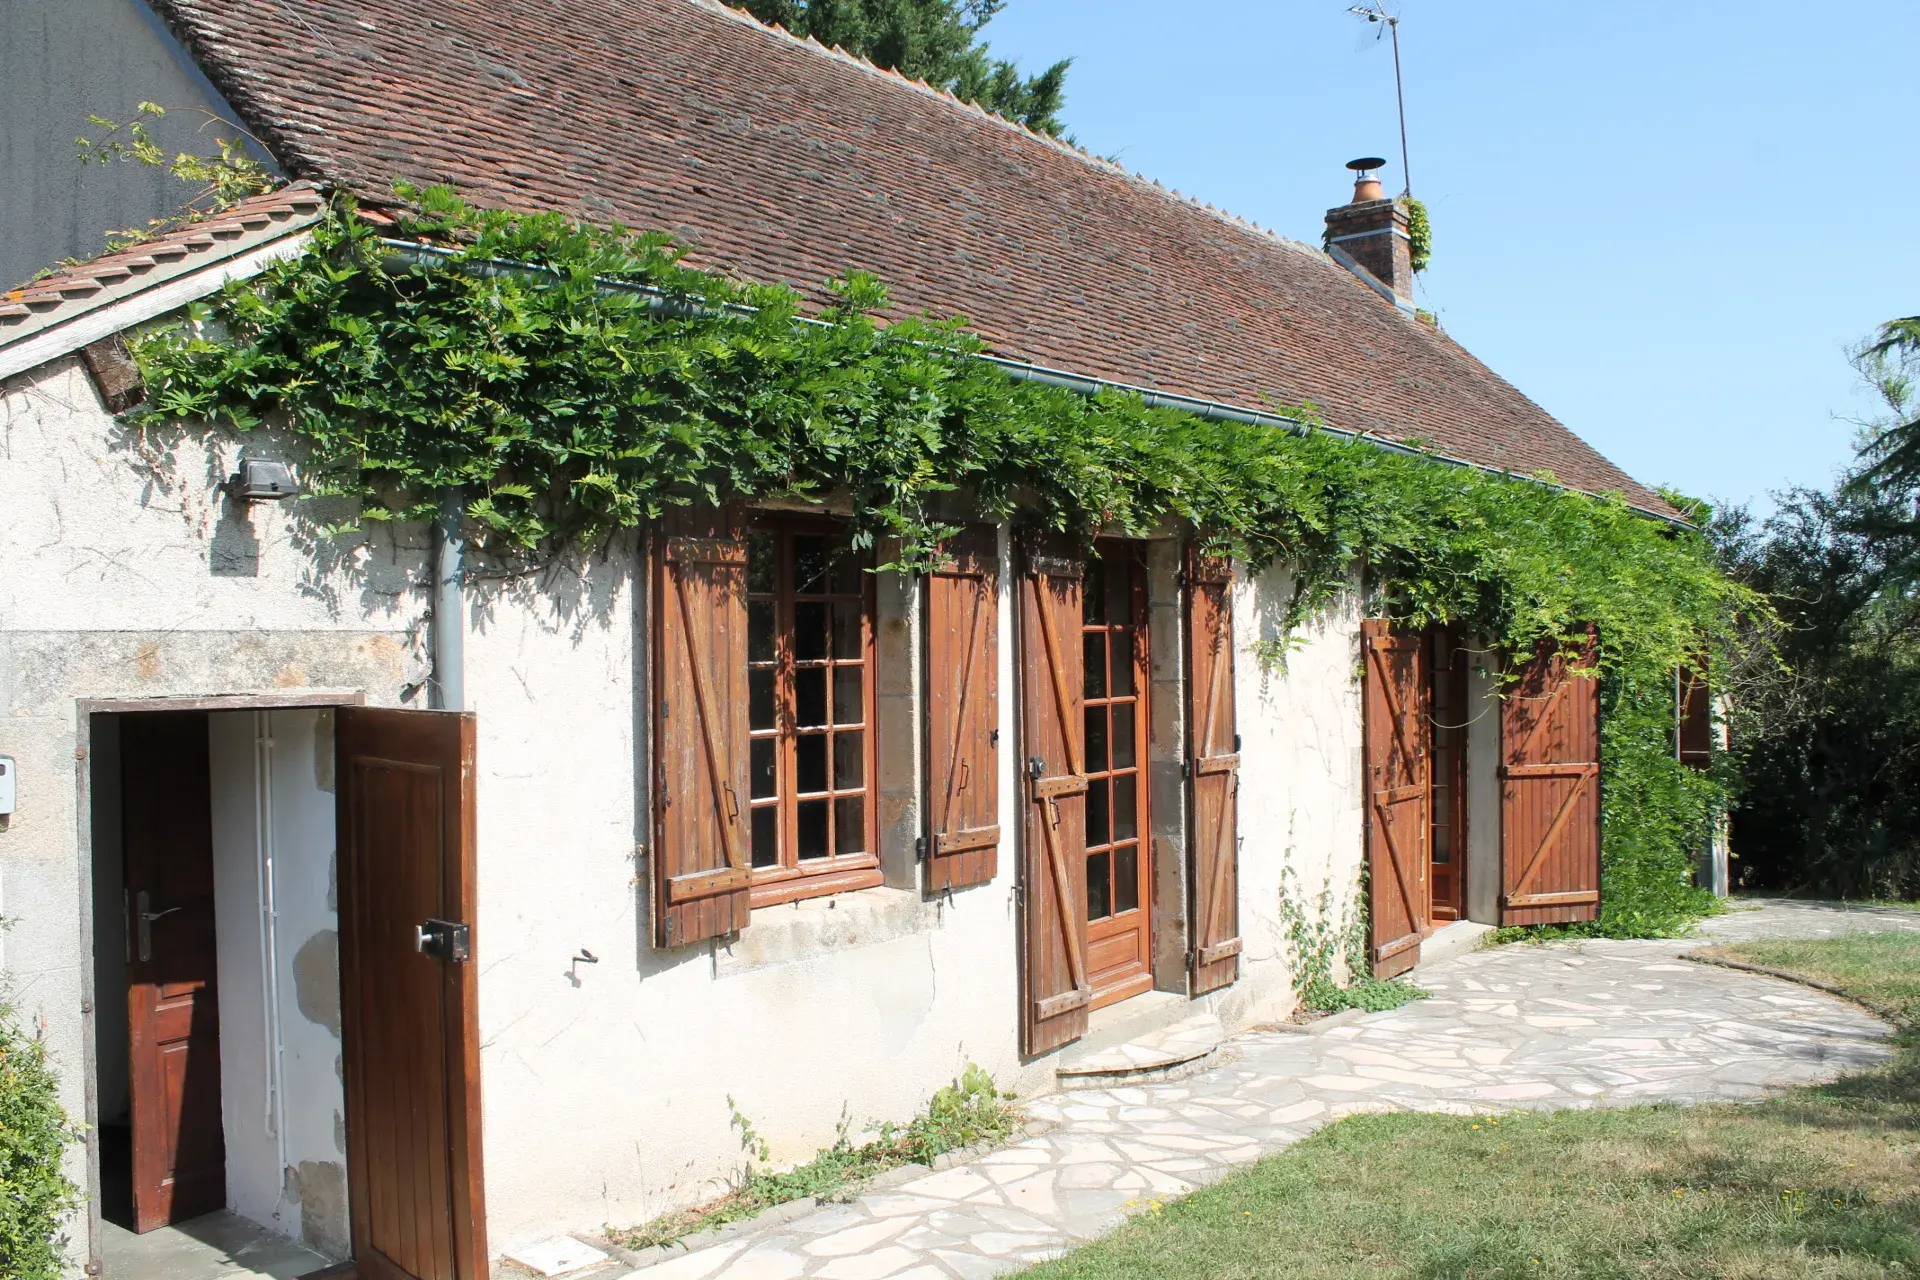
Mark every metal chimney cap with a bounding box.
[1346,157,1388,174]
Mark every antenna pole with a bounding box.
[1388,15,1411,194]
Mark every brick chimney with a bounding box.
[1324,157,1414,307]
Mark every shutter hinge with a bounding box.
[915,836,928,863]
[1181,760,1191,780]
[1235,733,1242,752]
[661,698,669,719]
[661,782,672,809]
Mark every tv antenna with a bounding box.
[1347,2,1412,195]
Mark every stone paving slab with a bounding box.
[613,900,1901,1280]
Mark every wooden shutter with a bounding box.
[1362,619,1430,977]
[653,508,753,947]
[1019,535,1091,1055]
[1677,663,1712,770]
[926,525,1001,893]
[1500,631,1602,925]
[1185,547,1242,995]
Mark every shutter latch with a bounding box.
[415,918,472,964]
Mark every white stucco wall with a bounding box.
[3,342,1375,1266]
[1228,568,1368,1005]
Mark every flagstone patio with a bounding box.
[577,900,1913,1280]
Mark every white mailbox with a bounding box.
[0,755,14,818]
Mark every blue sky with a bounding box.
[978,2,1920,514]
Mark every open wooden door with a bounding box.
[926,525,1001,893]
[1019,537,1091,1056]
[1185,548,1242,996]
[1500,634,1602,925]
[122,712,226,1231]
[1362,620,1430,978]
[336,708,486,1280]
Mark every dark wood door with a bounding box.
[1019,537,1092,1056]
[1499,633,1602,926]
[1081,543,1152,1008]
[1362,621,1430,977]
[1428,628,1468,923]
[122,712,226,1232]
[336,708,486,1280]
[1185,548,1242,996]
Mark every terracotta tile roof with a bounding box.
[144,0,1667,514]
[0,184,328,356]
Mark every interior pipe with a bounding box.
[378,240,1690,530]
[433,487,466,712]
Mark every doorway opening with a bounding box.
[1428,627,1469,925]
[1082,541,1153,1009]
[87,702,485,1280]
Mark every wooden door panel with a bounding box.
[1500,634,1602,926]
[1082,543,1152,1008]
[927,525,1001,893]
[1362,621,1430,977]
[1019,538,1091,1056]
[122,711,226,1232]
[1185,548,1242,995]
[337,708,485,1280]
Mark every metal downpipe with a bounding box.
[433,487,466,712]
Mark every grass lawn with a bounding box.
[1015,935,1920,1280]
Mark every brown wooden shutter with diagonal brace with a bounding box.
[1019,535,1092,1055]
[1362,619,1431,977]
[1500,630,1602,926]
[653,507,753,947]
[927,525,1002,893]
[1185,547,1242,995]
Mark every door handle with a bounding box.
[415,918,472,964]
[135,890,182,963]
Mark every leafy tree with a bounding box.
[1719,324,1920,897]
[740,0,1070,135]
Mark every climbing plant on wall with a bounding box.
[129,186,1757,935]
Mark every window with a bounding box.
[744,519,883,905]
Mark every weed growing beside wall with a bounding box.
[130,188,1759,936]
[0,997,81,1280]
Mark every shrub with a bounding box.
[0,997,81,1280]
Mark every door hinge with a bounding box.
[415,918,472,964]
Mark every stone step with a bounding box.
[1055,1011,1227,1086]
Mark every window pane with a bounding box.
[1086,850,1111,920]
[1087,776,1110,847]
[829,546,863,595]
[1106,561,1131,629]
[835,796,866,855]
[747,531,776,594]
[797,799,830,858]
[1111,703,1136,768]
[749,600,776,663]
[750,738,777,800]
[1083,632,1107,698]
[833,665,864,726]
[1114,843,1139,914]
[1109,630,1135,695]
[833,732,864,790]
[795,666,828,727]
[794,536,830,594]
[751,806,779,867]
[832,602,863,659]
[1083,706,1108,775]
[1083,560,1107,623]
[795,601,830,661]
[1114,774,1138,841]
[749,669,777,731]
[796,733,828,794]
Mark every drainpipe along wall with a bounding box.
[434,488,465,712]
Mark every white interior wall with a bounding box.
[208,709,348,1260]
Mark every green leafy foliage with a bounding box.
[738,0,1070,135]
[130,188,1756,934]
[72,103,276,252]
[1275,869,1429,1013]
[615,1066,1020,1249]
[0,995,81,1280]
[1403,195,1432,274]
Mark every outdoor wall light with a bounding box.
[227,456,298,501]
